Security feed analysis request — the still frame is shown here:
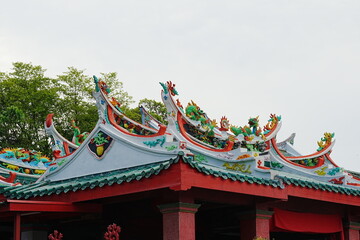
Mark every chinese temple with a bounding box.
[0,77,360,240]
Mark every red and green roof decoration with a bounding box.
[1,77,360,204]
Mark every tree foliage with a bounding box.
[138,98,167,124]
[0,62,59,153]
[55,67,97,140]
[0,62,165,156]
[99,72,134,108]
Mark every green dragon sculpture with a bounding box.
[230,116,263,141]
[71,120,90,146]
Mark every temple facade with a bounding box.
[0,78,359,240]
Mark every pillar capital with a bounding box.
[344,221,360,240]
[346,221,360,231]
[157,202,201,214]
[238,209,274,220]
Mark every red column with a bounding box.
[14,213,21,240]
[239,209,273,240]
[344,222,360,240]
[158,202,201,240]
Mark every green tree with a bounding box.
[0,62,60,154]
[123,107,142,123]
[55,69,135,140]
[99,72,134,108]
[0,62,142,155]
[139,98,167,124]
[0,106,26,146]
[55,67,97,140]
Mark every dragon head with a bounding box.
[248,116,259,128]
[166,81,178,96]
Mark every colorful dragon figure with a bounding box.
[30,151,52,166]
[110,97,123,112]
[263,114,281,134]
[329,176,345,185]
[176,99,184,111]
[185,101,207,124]
[94,75,111,95]
[185,101,220,138]
[0,148,51,167]
[71,120,90,146]
[230,116,263,140]
[317,132,334,151]
[160,81,178,96]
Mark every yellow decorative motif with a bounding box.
[210,119,218,128]
[6,164,19,171]
[34,169,46,174]
[228,135,236,142]
[317,132,334,151]
[223,163,252,173]
[314,166,327,176]
[244,135,254,141]
[236,154,251,160]
[263,114,281,134]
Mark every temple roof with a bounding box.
[1,77,360,204]
[2,153,360,201]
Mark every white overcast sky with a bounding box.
[1,1,360,171]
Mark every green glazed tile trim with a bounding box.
[278,176,360,196]
[0,157,180,199]
[2,154,359,200]
[181,156,282,188]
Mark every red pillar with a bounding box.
[239,209,273,240]
[14,213,21,240]
[158,202,201,240]
[344,222,360,240]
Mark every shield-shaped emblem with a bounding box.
[88,131,113,159]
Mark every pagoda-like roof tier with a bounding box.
[0,154,282,200]
[1,155,360,207]
[2,77,359,206]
